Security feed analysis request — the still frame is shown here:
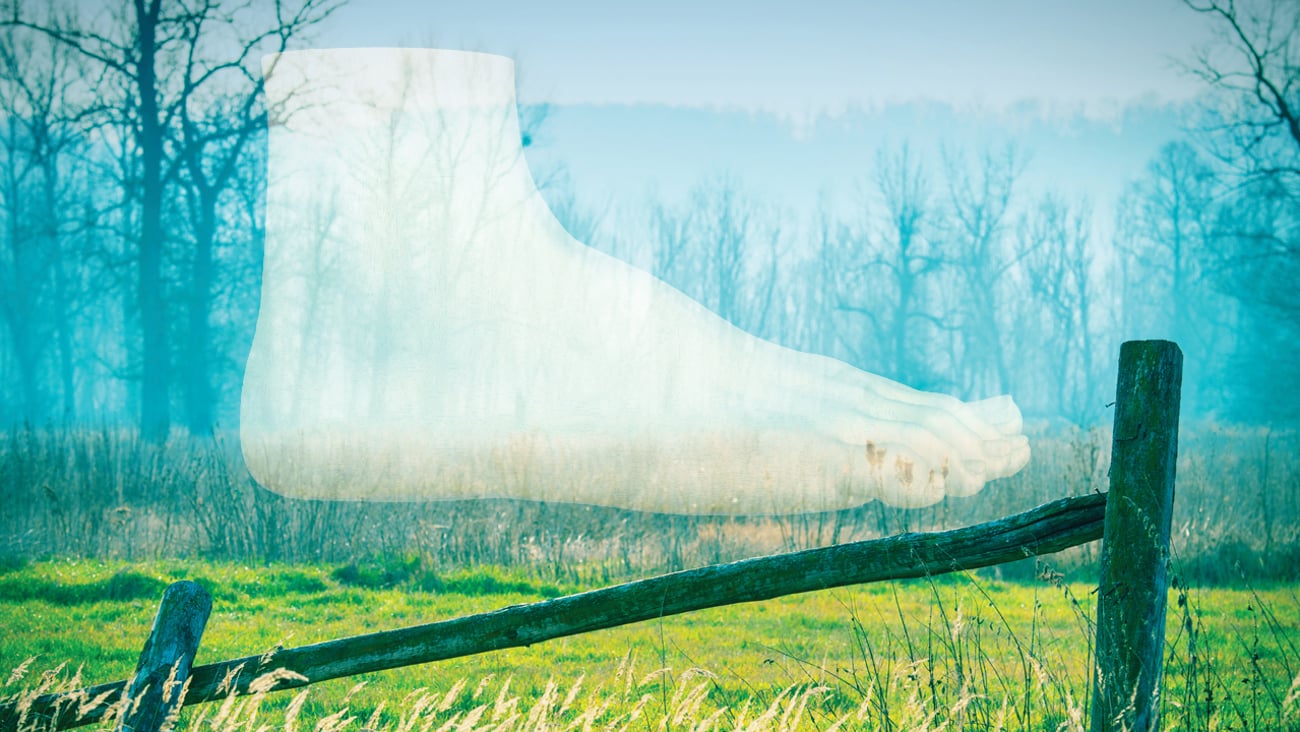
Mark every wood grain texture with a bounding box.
[1091,340,1182,732]
[117,581,213,732]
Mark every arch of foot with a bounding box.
[240,48,1031,515]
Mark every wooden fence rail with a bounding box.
[0,492,1108,732]
[0,339,1181,732]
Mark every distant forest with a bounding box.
[1,0,1297,436]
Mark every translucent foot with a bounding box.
[240,47,1032,515]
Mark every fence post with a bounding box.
[1091,340,1182,732]
[116,581,212,732]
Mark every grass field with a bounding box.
[3,426,1299,728]
[2,559,1299,731]
[4,427,1297,586]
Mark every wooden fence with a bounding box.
[0,339,1183,732]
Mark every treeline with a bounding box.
[0,0,338,435]
[575,0,1299,425]
[1,0,1297,434]
[601,138,1257,425]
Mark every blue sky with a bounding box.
[307,1,1216,249]
[316,0,1212,115]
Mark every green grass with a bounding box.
[2,427,1298,728]
[2,559,1299,730]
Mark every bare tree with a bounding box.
[538,169,606,247]
[942,145,1026,398]
[530,111,609,250]
[1020,193,1102,423]
[1183,0,1300,306]
[1185,0,1300,181]
[0,24,90,423]
[1117,141,1237,412]
[798,200,844,359]
[171,5,337,434]
[831,145,954,388]
[693,176,751,327]
[648,176,781,336]
[649,198,692,285]
[1180,0,1300,419]
[3,0,341,437]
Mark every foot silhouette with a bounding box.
[240,48,1030,514]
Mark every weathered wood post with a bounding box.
[1091,340,1182,732]
[116,581,212,732]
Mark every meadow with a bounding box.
[3,426,1298,583]
[1,559,1298,731]
[1,426,1299,730]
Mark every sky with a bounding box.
[314,0,1214,118]
[304,1,1220,253]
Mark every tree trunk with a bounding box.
[53,259,76,420]
[43,141,76,421]
[135,0,170,441]
[2,131,42,422]
[183,192,216,435]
